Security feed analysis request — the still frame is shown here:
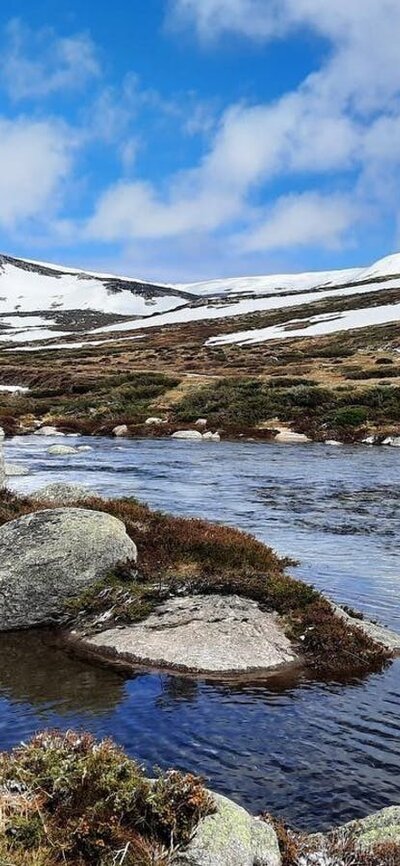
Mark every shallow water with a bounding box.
[2,436,400,830]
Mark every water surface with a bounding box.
[2,436,399,830]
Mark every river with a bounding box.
[1,435,399,831]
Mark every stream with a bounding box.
[1,435,399,831]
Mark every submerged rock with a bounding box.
[176,792,281,866]
[85,594,299,676]
[171,430,203,440]
[5,463,30,476]
[47,444,78,455]
[31,482,96,505]
[0,508,137,630]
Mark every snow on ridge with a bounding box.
[208,302,400,346]
[4,254,173,289]
[177,267,363,297]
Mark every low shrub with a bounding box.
[0,730,213,864]
[333,406,369,427]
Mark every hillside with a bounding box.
[0,251,399,444]
[0,251,399,350]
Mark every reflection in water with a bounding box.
[0,630,125,714]
[2,436,400,831]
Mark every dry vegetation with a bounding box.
[0,730,213,865]
[264,813,400,865]
[0,294,399,441]
[0,489,391,679]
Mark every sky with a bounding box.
[1,0,400,282]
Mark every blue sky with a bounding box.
[1,0,400,281]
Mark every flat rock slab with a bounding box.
[85,594,299,676]
[332,604,400,652]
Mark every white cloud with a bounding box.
[239,192,359,252]
[86,0,400,257]
[0,118,73,228]
[2,18,100,100]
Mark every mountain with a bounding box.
[0,251,399,350]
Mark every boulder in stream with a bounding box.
[0,508,137,630]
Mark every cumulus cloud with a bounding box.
[1,18,100,100]
[86,0,400,257]
[0,118,73,228]
[239,192,359,252]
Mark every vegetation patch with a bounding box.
[262,813,400,865]
[0,730,214,865]
[0,490,391,678]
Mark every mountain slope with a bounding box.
[0,251,399,350]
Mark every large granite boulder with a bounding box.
[171,430,203,440]
[85,594,299,676]
[0,508,137,631]
[176,793,281,866]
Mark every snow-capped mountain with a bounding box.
[0,251,399,350]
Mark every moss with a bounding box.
[0,731,213,865]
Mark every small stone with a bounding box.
[34,426,64,436]
[5,463,30,477]
[171,430,203,440]
[195,418,208,429]
[145,417,165,425]
[275,431,311,443]
[113,424,129,437]
[47,444,78,456]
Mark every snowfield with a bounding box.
[0,250,399,349]
[208,301,400,346]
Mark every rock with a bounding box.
[275,431,311,444]
[112,424,129,437]
[382,436,400,447]
[0,427,5,489]
[85,594,299,676]
[332,604,400,652]
[195,418,208,429]
[0,508,137,631]
[175,793,281,866]
[311,806,400,857]
[171,430,203,440]
[33,426,64,436]
[325,440,343,446]
[76,445,93,452]
[31,482,96,505]
[341,806,400,850]
[202,431,221,442]
[47,444,78,456]
[362,435,377,445]
[145,417,165,425]
[5,463,30,477]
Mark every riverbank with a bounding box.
[1,361,400,445]
[0,730,398,866]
